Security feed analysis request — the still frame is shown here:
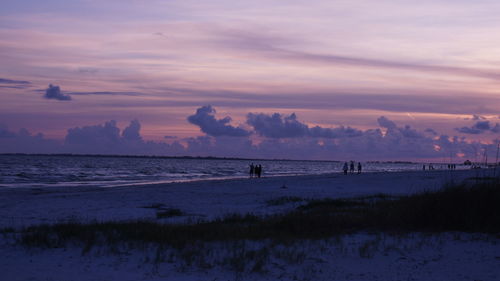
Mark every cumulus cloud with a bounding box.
[247,112,362,138]
[377,116,397,129]
[183,124,474,161]
[456,120,500,134]
[464,114,487,121]
[65,120,120,147]
[491,123,500,133]
[2,107,498,161]
[456,127,482,135]
[64,120,186,155]
[122,119,142,141]
[424,128,438,136]
[247,112,308,138]
[187,105,251,137]
[309,125,363,138]
[376,116,423,138]
[44,84,72,101]
[0,124,60,153]
[0,124,16,138]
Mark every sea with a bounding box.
[0,154,462,188]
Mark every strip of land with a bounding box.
[1,169,499,281]
[0,169,492,227]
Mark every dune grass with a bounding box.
[18,178,500,252]
[11,178,499,273]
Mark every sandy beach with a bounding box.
[1,169,499,281]
[0,169,487,228]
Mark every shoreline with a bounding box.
[2,168,499,281]
[0,169,490,228]
[0,166,483,190]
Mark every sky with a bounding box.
[1,0,500,161]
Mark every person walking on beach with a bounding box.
[343,162,348,175]
[249,163,255,178]
[350,161,355,174]
[256,164,262,178]
[357,162,362,174]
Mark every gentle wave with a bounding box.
[0,155,465,188]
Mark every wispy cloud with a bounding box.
[69,91,142,96]
[0,77,31,89]
[0,78,30,84]
[208,29,500,81]
[101,87,500,115]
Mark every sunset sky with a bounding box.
[1,0,499,161]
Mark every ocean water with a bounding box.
[0,154,460,188]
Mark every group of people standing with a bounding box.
[423,164,435,170]
[343,161,362,175]
[423,163,457,170]
[249,163,263,178]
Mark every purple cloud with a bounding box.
[1,109,497,161]
[472,115,487,121]
[247,112,308,138]
[0,124,60,154]
[0,124,17,138]
[65,120,120,146]
[211,29,500,81]
[0,78,30,85]
[424,128,438,136]
[456,120,500,135]
[247,112,362,138]
[69,91,141,96]
[492,123,500,133]
[64,120,185,155]
[44,84,72,101]
[377,116,397,129]
[187,106,251,137]
[0,77,31,89]
[122,119,142,141]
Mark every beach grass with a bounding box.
[18,178,500,251]
[11,177,499,273]
[156,208,183,219]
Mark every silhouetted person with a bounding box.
[249,163,255,178]
[256,164,262,178]
[357,162,362,174]
[343,162,348,175]
[423,164,426,171]
[350,161,355,173]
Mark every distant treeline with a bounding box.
[0,153,341,163]
[367,160,416,164]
